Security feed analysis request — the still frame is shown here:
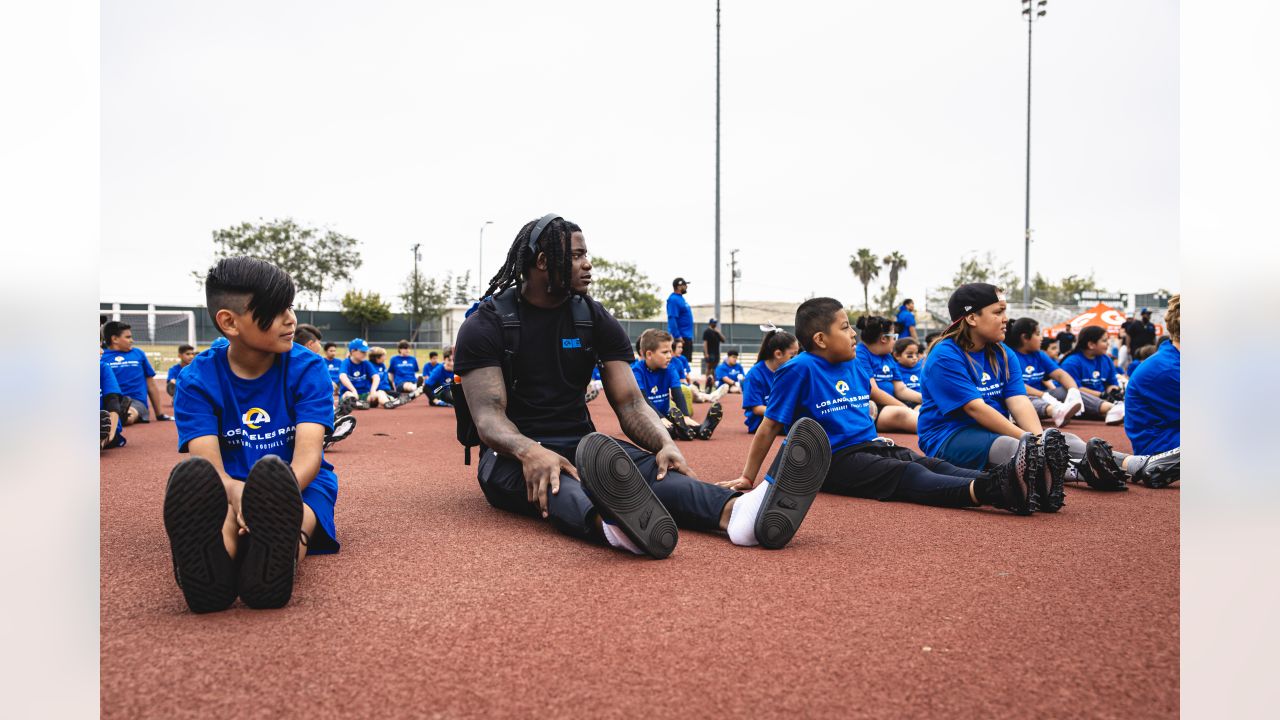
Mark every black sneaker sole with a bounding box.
[1040,429,1069,512]
[755,417,830,549]
[1024,433,1043,513]
[1085,439,1128,491]
[337,396,356,417]
[163,458,237,614]
[575,433,678,560]
[237,456,303,609]
[697,403,724,440]
[100,410,111,442]
[666,405,694,441]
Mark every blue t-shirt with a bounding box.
[325,357,343,386]
[101,348,157,406]
[100,358,121,405]
[340,357,375,393]
[1060,353,1119,393]
[389,355,420,387]
[1124,342,1180,455]
[715,361,746,385]
[671,355,692,380]
[173,344,337,490]
[856,347,900,396]
[765,351,876,452]
[371,361,390,392]
[166,362,188,386]
[741,361,778,433]
[425,363,453,390]
[632,359,682,414]
[1005,344,1061,391]
[666,292,694,339]
[917,339,1027,457]
[1125,360,1140,377]
[896,306,916,334]
[895,361,922,391]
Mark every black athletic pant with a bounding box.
[477,436,736,540]
[777,442,985,508]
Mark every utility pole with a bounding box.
[714,0,722,322]
[410,243,422,342]
[1021,0,1047,305]
[729,249,740,326]
[478,220,494,298]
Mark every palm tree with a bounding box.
[849,248,881,314]
[882,251,908,311]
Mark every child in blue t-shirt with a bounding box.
[294,324,357,450]
[742,328,798,433]
[99,352,125,449]
[1059,326,1125,425]
[101,320,170,425]
[338,338,379,411]
[1005,317,1120,426]
[632,329,722,440]
[721,296,1039,515]
[322,342,343,391]
[366,346,403,409]
[425,349,456,406]
[714,351,747,393]
[166,256,340,614]
[854,315,920,431]
[1123,296,1181,486]
[166,344,197,397]
[891,337,923,393]
[390,340,423,398]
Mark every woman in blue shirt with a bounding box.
[854,315,920,433]
[918,284,1139,508]
[1059,326,1125,425]
[741,328,798,433]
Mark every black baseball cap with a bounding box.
[673,277,689,288]
[947,283,1004,323]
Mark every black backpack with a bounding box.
[453,287,597,464]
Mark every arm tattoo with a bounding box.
[600,361,672,454]
[460,366,536,459]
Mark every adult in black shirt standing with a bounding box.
[1124,308,1158,352]
[701,318,726,392]
[453,215,826,557]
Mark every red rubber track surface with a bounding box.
[102,395,1177,719]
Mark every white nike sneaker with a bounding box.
[708,383,731,404]
[1051,396,1082,428]
[1105,401,1125,425]
[1065,387,1085,417]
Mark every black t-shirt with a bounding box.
[454,293,634,440]
[1124,319,1156,349]
[702,327,723,355]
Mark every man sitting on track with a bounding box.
[454,214,826,558]
[165,257,341,613]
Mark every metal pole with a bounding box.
[478,221,493,297]
[411,243,421,341]
[714,0,722,322]
[1023,13,1033,305]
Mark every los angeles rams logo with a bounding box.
[881,364,890,374]
[242,407,272,429]
[1092,370,1100,378]
[981,372,992,383]
[1026,365,1035,373]
[835,380,850,396]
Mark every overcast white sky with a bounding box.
[101,0,1178,315]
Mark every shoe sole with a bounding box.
[238,457,303,609]
[666,405,694,441]
[1140,451,1180,488]
[755,417,830,549]
[697,403,724,440]
[1040,429,1069,512]
[575,433,678,560]
[100,410,111,442]
[1086,440,1128,491]
[163,458,237,614]
[1023,433,1043,513]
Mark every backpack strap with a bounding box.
[489,287,522,389]
[569,294,598,367]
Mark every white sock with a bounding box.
[726,479,772,546]
[1065,466,1080,482]
[601,521,645,555]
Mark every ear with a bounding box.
[534,251,549,272]
[214,308,241,337]
[812,331,827,350]
[963,314,978,328]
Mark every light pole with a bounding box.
[478,220,494,297]
[1021,0,1047,305]
[714,0,722,322]
[410,243,422,341]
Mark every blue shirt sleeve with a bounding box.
[141,351,156,378]
[292,354,335,432]
[173,365,219,452]
[923,343,985,415]
[742,366,768,408]
[764,364,804,426]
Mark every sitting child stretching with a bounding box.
[854,315,920,432]
[425,348,456,406]
[1003,317,1091,428]
[1059,325,1126,425]
[166,256,340,613]
[892,337,923,394]
[741,327,798,433]
[295,324,357,450]
[366,346,403,409]
[721,296,1043,516]
[632,329,723,441]
[337,338,378,412]
[714,351,747,393]
[390,340,423,399]
[165,344,197,397]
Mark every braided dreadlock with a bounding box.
[482,217,582,298]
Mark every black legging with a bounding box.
[888,456,986,508]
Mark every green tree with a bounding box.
[849,248,881,314]
[341,289,392,338]
[196,218,363,317]
[399,271,448,342]
[451,271,473,304]
[881,251,908,312]
[591,257,662,319]
[950,251,1019,292]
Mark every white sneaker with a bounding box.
[708,383,731,404]
[1105,401,1125,425]
[1065,387,1085,417]
[1051,396,1082,428]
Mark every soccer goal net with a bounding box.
[105,309,197,346]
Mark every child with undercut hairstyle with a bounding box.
[722,296,1044,515]
[166,256,340,613]
[166,344,197,398]
[632,329,723,441]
